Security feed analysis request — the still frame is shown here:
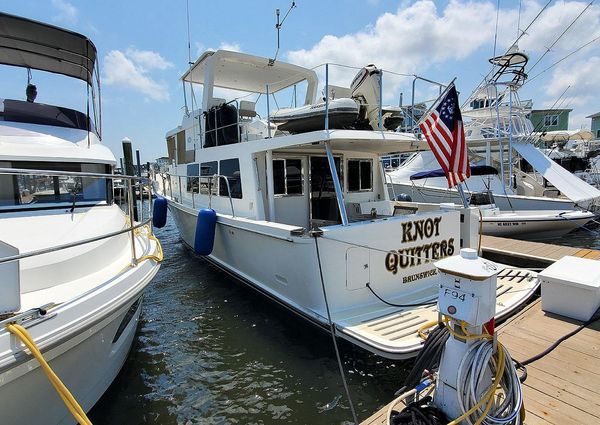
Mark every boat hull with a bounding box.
[391,182,577,211]
[167,199,538,359]
[0,257,159,425]
[481,212,594,240]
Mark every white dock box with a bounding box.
[539,256,600,321]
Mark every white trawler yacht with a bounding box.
[157,49,538,359]
[386,47,597,239]
[0,13,161,424]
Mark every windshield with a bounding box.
[0,161,111,209]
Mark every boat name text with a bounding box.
[385,238,455,275]
[401,217,442,243]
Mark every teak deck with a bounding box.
[480,235,600,264]
[360,300,600,425]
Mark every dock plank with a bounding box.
[361,300,600,425]
[480,235,599,264]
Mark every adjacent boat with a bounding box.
[406,166,595,240]
[386,47,599,239]
[0,13,162,424]
[157,49,538,359]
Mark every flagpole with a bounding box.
[414,77,457,128]
[456,183,469,208]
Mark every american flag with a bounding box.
[419,83,470,188]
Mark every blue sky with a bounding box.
[2,0,600,162]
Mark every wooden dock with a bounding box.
[361,300,600,425]
[480,235,600,266]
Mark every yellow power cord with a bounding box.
[135,225,164,263]
[6,323,93,425]
[418,316,507,425]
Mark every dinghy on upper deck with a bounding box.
[270,64,403,133]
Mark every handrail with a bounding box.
[165,172,236,217]
[0,167,154,266]
[0,217,151,265]
[208,174,235,217]
[0,167,147,181]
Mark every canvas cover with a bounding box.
[0,12,96,84]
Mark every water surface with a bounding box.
[90,214,409,424]
[89,215,599,424]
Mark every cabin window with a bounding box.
[347,159,373,191]
[544,114,558,127]
[273,158,303,196]
[187,164,199,193]
[0,161,110,209]
[219,158,242,199]
[200,161,218,195]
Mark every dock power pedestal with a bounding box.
[433,248,500,420]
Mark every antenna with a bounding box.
[269,1,296,66]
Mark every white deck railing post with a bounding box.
[266,150,276,222]
[325,142,348,226]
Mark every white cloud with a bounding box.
[286,0,600,118]
[218,42,241,52]
[545,56,600,109]
[509,1,600,55]
[288,1,497,75]
[195,41,241,57]
[103,50,171,101]
[51,0,78,25]
[125,48,174,71]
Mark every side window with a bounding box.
[544,114,558,127]
[273,159,285,195]
[219,158,242,199]
[187,163,199,193]
[286,159,303,195]
[273,158,303,196]
[347,159,373,192]
[200,161,217,195]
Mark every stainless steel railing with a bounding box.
[162,172,235,217]
[0,167,153,266]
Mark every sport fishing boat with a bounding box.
[386,48,598,238]
[0,13,161,424]
[157,49,538,359]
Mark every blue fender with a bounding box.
[152,196,168,228]
[194,208,217,255]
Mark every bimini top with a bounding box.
[0,12,97,84]
[181,50,318,94]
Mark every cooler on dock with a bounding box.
[539,256,600,321]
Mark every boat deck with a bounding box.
[481,235,600,265]
[335,268,538,359]
[360,299,600,425]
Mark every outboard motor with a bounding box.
[351,64,382,130]
[350,65,404,131]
